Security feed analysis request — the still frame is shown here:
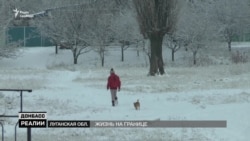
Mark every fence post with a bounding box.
[27,128,31,141]
[0,121,4,141]
[15,121,18,141]
[0,89,32,141]
[24,26,26,47]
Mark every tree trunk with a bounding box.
[228,40,232,52]
[149,33,165,76]
[171,49,175,62]
[121,44,124,62]
[193,50,197,65]
[136,40,140,57]
[55,44,58,54]
[73,48,78,64]
[101,55,104,67]
[100,50,105,67]
[74,57,77,64]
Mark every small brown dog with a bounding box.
[134,99,140,110]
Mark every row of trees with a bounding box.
[1,0,250,76]
[36,0,134,66]
[145,0,250,72]
[175,0,250,65]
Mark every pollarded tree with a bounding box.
[133,0,180,75]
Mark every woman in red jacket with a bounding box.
[107,68,121,107]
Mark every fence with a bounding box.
[0,89,32,141]
[6,26,53,47]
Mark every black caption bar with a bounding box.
[48,120,90,128]
[19,119,47,128]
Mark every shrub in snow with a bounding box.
[231,50,248,64]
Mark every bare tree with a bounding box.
[0,0,12,30]
[114,10,142,62]
[164,34,181,62]
[176,1,213,65]
[0,0,22,59]
[37,2,91,64]
[133,0,180,76]
[211,0,250,51]
[0,0,8,46]
[62,5,92,65]
[142,39,151,67]
[81,0,119,67]
[88,13,115,67]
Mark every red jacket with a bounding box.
[107,73,121,90]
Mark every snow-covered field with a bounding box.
[0,43,250,141]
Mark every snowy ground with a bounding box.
[0,43,250,141]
